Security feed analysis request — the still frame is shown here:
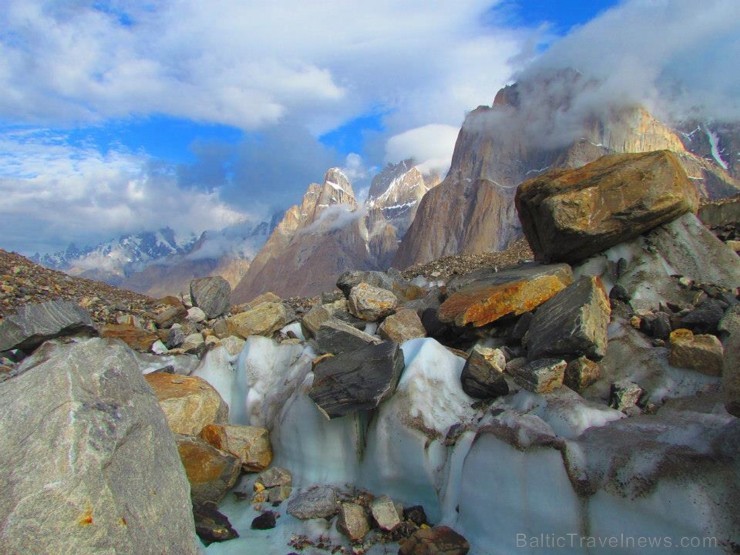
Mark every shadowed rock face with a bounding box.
[0,300,96,351]
[515,150,699,264]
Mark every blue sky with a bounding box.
[1,0,737,255]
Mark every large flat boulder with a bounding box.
[516,150,699,263]
[0,300,96,352]
[0,338,199,553]
[226,302,292,338]
[309,341,405,419]
[438,263,573,327]
[525,276,611,360]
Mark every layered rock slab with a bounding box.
[309,341,405,419]
[0,300,96,352]
[438,263,573,327]
[190,276,231,319]
[516,150,699,263]
[0,338,198,553]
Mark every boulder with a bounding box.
[460,345,509,399]
[516,150,698,263]
[564,357,601,393]
[399,526,470,555]
[678,299,726,335]
[309,341,405,419]
[337,270,396,297]
[256,467,292,489]
[226,302,291,338]
[348,282,399,321]
[609,380,645,412]
[0,338,198,553]
[199,423,272,472]
[315,318,381,354]
[287,485,339,520]
[186,306,207,323]
[190,276,231,319]
[719,305,740,416]
[370,496,402,531]
[336,502,370,541]
[438,263,573,327]
[100,323,159,352]
[0,300,95,352]
[378,308,427,343]
[145,373,228,435]
[176,435,241,505]
[181,332,205,354]
[508,358,566,394]
[251,511,277,530]
[193,502,239,544]
[301,303,335,338]
[524,276,611,360]
[154,304,187,328]
[668,328,724,376]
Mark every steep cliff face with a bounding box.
[394,71,739,269]
[232,169,379,302]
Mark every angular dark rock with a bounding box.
[251,511,278,530]
[564,357,601,393]
[678,299,726,335]
[309,341,405,419]
[315,318,381,354]
[516,150,699,263]
[509,358,566,394]
[399,525,470,555]
[194,502,239,544]
[190,276,232,319]
[403,505,429,527]
[460,345,509,399]
[337,270,396,297]
[0,338,198,553]
[609,380,644,412]
[719,305,740,417]
[438,263,573,327]
[639,311,673,340]
[525,276,611,361]
[287,485,339,520]
[0,300,95,352]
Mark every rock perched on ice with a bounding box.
[378,308,426,343]
[145,372,228,435]
[460,345,508,399]
[678,298,726,334]
[176,434,241,505]
[100,323,158,352]
[371,495,402,531]
[638,310,673,340]
[609,379,644,412]
[516,150,698,263]
[508,358,566,393]
[190,276,231,318]
[336,502,370,541]
[226,301,292,338]
[564,357,601,392]
[719,305,740,416]
[309,341,405,418]
[287,485,339,520]
[193,502,238,544]
[250,511,277,530]
[199,423,272,472]
[0,299,95,352]
[439,263,573,327]
[668,328,724,376]
[315,318,380,354]
[525,276,611,360]
[399,525,470,555]
[348,282,399,321]
[0,338,199,554]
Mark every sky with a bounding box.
[1,0,737,256]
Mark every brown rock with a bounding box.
[564,357,601,392]
[438,263,573,327]
[516,150,699,263]
[154,304,187,328]
[100,323,159,352]
[719,305,740,417]
[336,502,370,541]
[226,302,291,338]
[378,308,426,343]
[199,423,272,472]
[668,328,724,376]
[370,496,401,531]
[399,525,470,555]
[508,358,566,394]
[176,435,241,505]
[348,282,399,321]
[145,373,228,435]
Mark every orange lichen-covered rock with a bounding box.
[176,435,240,505]
[145,373,228,435]
[199,423,273,472]
[438,263,573,327]
[101,323,159,352]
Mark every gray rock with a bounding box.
[639,311,673,340]
[719,305,740,416]
[609,379,644,412]
[371,495,402,531]
[315,318,381,354]
[287,485,339,520]
[0,300,95,352]
[191,276,232,319]
[256,466,293,489]
[564,357,601,393]
[309,341,405,419]
[336,502,370,541]
[166,323,187,348]
[186,306,207,323]
[348,282,399,321]
[0,338,199,553]
[460,345,509,399]
[337,270,396,297]
[509,358,566,394]
[679,299,726,335]
[525,276,611,361]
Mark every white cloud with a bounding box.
[0,129,252,254]
[385,124,461,176]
